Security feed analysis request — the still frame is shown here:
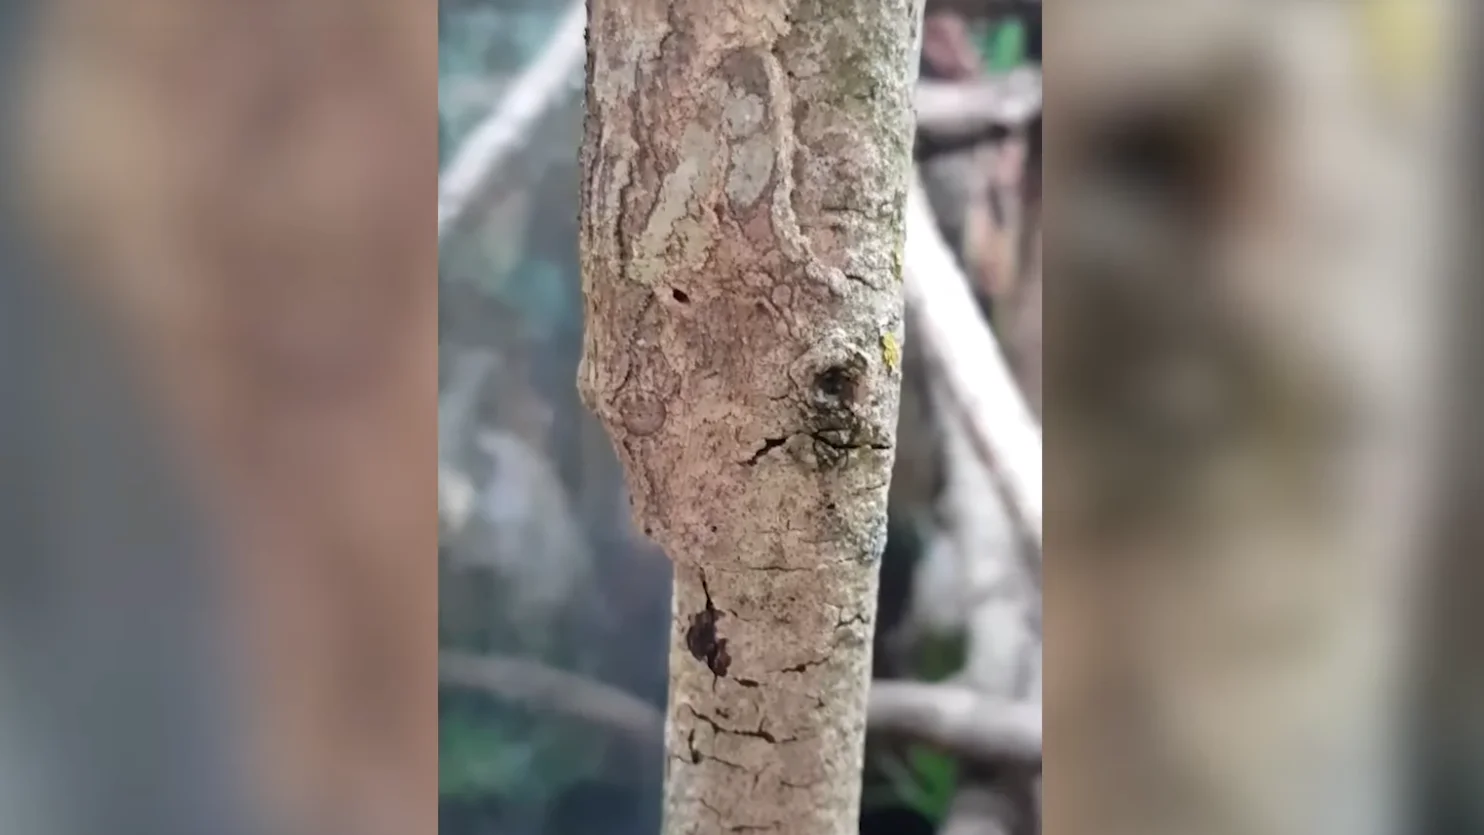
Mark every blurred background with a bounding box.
[0,0,1469,834]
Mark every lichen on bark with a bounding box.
[578,0,920,832]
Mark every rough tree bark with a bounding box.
[578,0,921,833]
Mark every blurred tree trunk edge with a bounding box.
[578,0,921,832]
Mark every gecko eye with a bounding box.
[815,366,854,401]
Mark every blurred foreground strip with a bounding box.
[1045,2,1451,835]
[9,2,438,835]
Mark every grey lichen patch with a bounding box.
[722,94,766,137]
[727,135,775,211]
[635,122,722,285]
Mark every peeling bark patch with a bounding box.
[637,122,720,283]
[686,576,732,677]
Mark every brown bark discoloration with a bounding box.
[580,0,920,831]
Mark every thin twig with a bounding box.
[905,171,1043,546]
[438,650,664,744]
[915,69,1042,143]
[438,1,587,242]
[868,681,1041,766]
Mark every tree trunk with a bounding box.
[578,1,921,832]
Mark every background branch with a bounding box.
[904,171,1044,547]
[438,650,664,744]
[915,69,1042,147]
[868,681,1041,766]
[437,0,586,242]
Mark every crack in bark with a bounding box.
[809,428,890,452]
[842,271,884,291]
[686,705,787,745]
[780,658,826,674]
[678,726,748,772]
[742,430,892,466]
[743,435,788,464]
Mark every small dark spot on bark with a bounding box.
[686,574,732,677]
[736,678,760,688]
[687,729,702,764]
[671,288,690,303]
[709,524,718,533]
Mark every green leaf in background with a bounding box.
[875,745,960,824]
[439,697,607,806]
[439,708,534,800]
[915,631,969,682]
[982,19,1026,73]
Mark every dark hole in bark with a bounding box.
[816,365,854,401]
[671,288,689,303]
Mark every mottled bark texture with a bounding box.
[578,1,920,832]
